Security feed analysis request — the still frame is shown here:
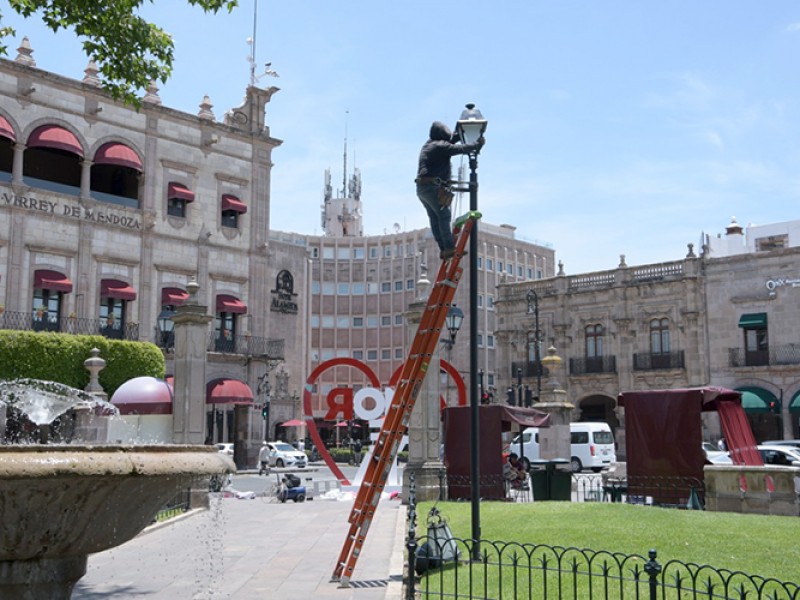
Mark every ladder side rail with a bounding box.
[333,216,476,583]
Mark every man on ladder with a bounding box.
[415,121,485,260]
[331,118,485,587]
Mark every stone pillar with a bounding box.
[535,346,574,461]
[172,277,213,444]
[402,275,446,502]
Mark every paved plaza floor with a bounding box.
[72,493,406,600]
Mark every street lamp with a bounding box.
[441,304,464,405]
[157,308,175,349]
[526,289,542,403]
[455,102,486,562]
[445,304,464,345]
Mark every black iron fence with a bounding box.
[407,477,800,600]
[154,487,191,522]
[0,310,139,340]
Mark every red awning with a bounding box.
[167,182,195,203]
[94,142,143,172]
[27,125,83,157]
[216,294,247,314]
[111,376,173,415]
[221,194,247,214]
[0,115,15,142]
[101,278,137,301]
[161,287,189,306]
[206,378,254,405]
[34,269,73,293]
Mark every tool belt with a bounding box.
[415,177,453,208]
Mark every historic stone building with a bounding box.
[0,41,307,466]
[496,221,800,456]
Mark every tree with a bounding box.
[0,0,238,106]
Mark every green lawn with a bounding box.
[417,501,800,584]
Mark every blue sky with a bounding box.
[3,1,800,274]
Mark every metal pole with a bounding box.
[527,289,542,402]
[517,368,523,408]
[468,152,481,561]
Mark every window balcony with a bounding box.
[510,360,546,378]
[0,310,139,341]
[633,350,685,371]
[728,344,800,367]
[206,331,284,360]
[569,355,617,375]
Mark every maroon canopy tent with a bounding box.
[443,405,550,500]
[618,387,762,504]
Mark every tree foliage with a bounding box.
[0,0,238,106]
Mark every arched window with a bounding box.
[90,142,142,208]
[0,114,16,182]
[24,125,83,194]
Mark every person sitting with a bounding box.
[504,453,527,490]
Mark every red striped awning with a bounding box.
[206,378,254,405]
[101,278,137,301]
[94,142,142,172]
[167,182,195,203]
[161,287,189,306]
[34,269,73,293]
[27,125,83,157]
[221,194,247,214]
[0,115,15,142]
[216,294,246,314]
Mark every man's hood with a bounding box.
[429,121,452,141]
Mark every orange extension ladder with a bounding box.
[331,210,480,586]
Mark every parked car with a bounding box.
[215,443,234,456]
[761,439,800,451]
[757,444,800,466]
[702,442,732,464]
[264,441,307,468]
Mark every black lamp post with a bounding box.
[526,289,542,402]
[455,102,487,562]
[257,372,272,442]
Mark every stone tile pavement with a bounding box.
[72,493,406,600]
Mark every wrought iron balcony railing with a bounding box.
[206,331,285,360]
[0,310,139,341]
[569,355,617,375]
[728,344,800,367]
[632,350,685,371]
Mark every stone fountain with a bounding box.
[0,379,235,599]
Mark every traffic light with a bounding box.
[261,404,268,420]
[506,387,515,406]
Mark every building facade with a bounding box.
[496,222,800,456]
[0,43,307,465]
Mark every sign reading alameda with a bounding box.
[270,269,298,314]
[1,188,142,230]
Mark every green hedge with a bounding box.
[0,330,165,398]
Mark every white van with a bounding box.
[509,422,616,473]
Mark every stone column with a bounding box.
[402,276,446,502]
[172,277,213,444]
[535,346,574,461]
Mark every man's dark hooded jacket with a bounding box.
[416,121,481,181]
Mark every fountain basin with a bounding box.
[0,444,235,599]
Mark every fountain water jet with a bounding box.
[0,379,234,599]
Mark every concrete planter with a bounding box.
[704,464,800,516]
